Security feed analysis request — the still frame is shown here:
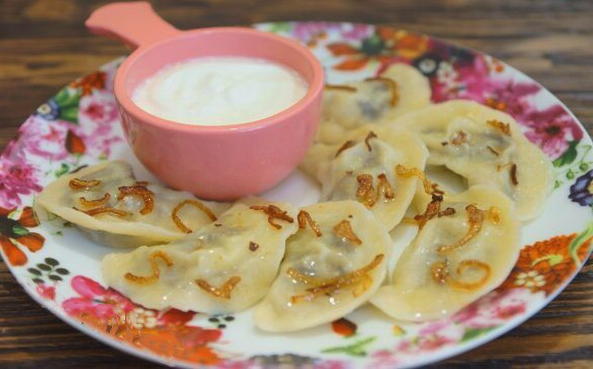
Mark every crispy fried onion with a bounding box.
[69,178,101,190]
[364,131,378,151]
[395,165,434,195]
[117,185,154,215]
[249,241,259,251]
[335,140,356,157]
[298,210,322,237]
[365,76,398,106]
[125,251,173,284]
[287,254,384,303]
[195,276,241,299]
[486,119,511,136]
[74,206,129,217]
[486,145,500,156]
[410,191,457,229]
[450,130,468,145]
[250,205,294,230]
[325,84,357,92]
[78,193,110,208]
[356,173,394,208]
[437,204,485,254]
[510,163,519,186]
[333,219,362,245]
[172,199,217,233]
[430,259,491,291]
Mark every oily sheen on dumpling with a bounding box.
[301,125,428,231]
[316,63,431,145]
[394,100,552,221]
[102,201,298,313]
[36,161,229,248]
[371,186,520,321]
[254,200,390,332]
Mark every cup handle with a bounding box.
[85,2,180,49]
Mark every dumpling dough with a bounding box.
[301,125,428,231]
[36,161,229,248]
[394,100,552,221]
[317,63,431,145]
[371,186,520,321]
[254,200,390,332]
[102,200,297,313]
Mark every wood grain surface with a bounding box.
[0,0,592,368]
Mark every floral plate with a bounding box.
[1,22,592,369]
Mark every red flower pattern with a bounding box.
[0,206,44,266]
[62,276,223,365]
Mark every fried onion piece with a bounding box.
[450,130,468,145]
[377,173,395,200]
[69,178,101,190]
[413,194,444,229]
[430,260,449,285]
[364,131,378,151]
[195,276,241,299]
[486,145,500,156]
[288,254,384,303]
[510,163,519,186]
[395,165,433,195]
[438,207,456,217]
[448,260,491,291]
[333,220,362,245]
[74,206,129,217]
[431,183,445,196]
[297,210,322,237]
[356,173,395,208]
[250,205,294,230]
[365,76,399,106]
[486,119,511,136]
[335,140,356,157]
[117,185,154,215]
[325,84,357,92]
[125,251,173,284]
[430,259,491,291]
[172,199,217,233]
[437,204,485,254]
[248,241,260,251]
[78,193,110,208]
[356,174,377,207]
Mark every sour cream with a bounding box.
[132,56,308,126]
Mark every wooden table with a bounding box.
[1,0,592,367]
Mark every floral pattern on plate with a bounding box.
[0,22,591,369]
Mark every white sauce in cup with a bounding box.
[132,56,308,126]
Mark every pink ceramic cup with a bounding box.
[85,2,324,200]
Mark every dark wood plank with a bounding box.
[0,0,592,368]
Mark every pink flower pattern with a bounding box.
[0,158,43,209]
[429,54,582,159]
[63,275,136,319]
[292,22,371,45]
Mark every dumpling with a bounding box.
[254,200,390,332]
[301,125,428,231]
[317,63,431,144]
[36,161,229,248]
[102,200,298,313]
[370,185,520,321]
[393,100,552,221]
